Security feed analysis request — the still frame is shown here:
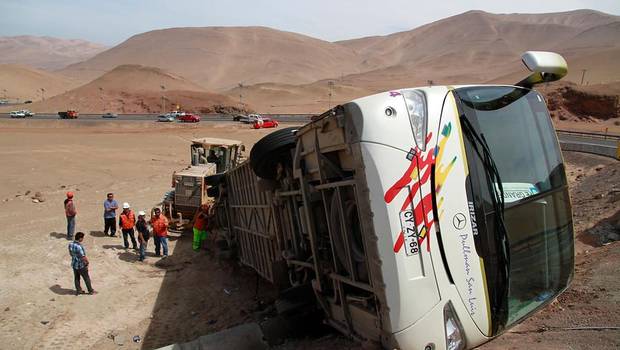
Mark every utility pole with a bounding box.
[580,69,587,85]
[99,87,104,112]
[238,83,244,108]
[160,85,166,114]
[327,81,335,109]
[40,88,45,101]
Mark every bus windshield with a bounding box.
[455,86,574,333]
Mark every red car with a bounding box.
[252,117,279,129]
[178,113,201,123]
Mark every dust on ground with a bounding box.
[0,120,282,349]
[0,121,618,349]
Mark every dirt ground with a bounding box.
[0,120,618,350]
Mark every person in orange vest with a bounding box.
[64,192,77,240]
[191,204,210,252]
[119,202,138,250]
[151,207,169,257]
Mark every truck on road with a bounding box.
[203,51,575,350]
[58,110,79,119]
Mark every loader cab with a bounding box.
[190,138,244,173]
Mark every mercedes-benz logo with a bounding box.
[453,213,466,230]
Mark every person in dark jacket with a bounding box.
[136,211,150,261]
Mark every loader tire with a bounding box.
[207,186,220,198]
[205,174,225,186]
[250,127,298,179]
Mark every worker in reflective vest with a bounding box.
[191,204,210,252]
[119,202,138,250]
[151,207,169,257]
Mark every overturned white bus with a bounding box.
[209,51,574,350]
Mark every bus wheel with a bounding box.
[250,127,298,179]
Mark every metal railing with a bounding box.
[556,129,620,159]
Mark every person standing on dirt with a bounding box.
[119,202,138,250]
[136,211,150,261]
[191,204,210,252]
[68,232,96,296]
[64,192,77,240]
[103,193,119,237]
[151,208,169,257]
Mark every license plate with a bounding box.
[399,209,419,256]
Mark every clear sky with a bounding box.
[1,0,619,45]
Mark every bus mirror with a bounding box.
[516,51,567,88]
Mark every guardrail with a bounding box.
[556,129,620,140]
[557,129,620,160]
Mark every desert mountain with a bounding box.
[60,27,363,91]
[8,65,237,114]
[0,64,79,102]
[243,9,620,113]
[0,36,106,70]
[8,9,619,114]
[335,10,620,89]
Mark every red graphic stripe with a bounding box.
[393,231,404,252]
[384,156,418,203]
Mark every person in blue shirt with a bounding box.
[103,193,119,237]
[68,232,96,295]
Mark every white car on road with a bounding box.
[10,110,26,118]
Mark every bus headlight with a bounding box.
[402,89,428,151]
[443,302,466,350]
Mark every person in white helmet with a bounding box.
[136,211,150,261]
[119,202,138,250]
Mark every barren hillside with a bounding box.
[0,35,106,70]
[335,10,620,89]
[0,64,79,102]
[60,27,363,91]
[233,10,619,113]
[6,65,238,114]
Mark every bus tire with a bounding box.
[250,127,298,179]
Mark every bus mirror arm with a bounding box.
[515,51,567,89]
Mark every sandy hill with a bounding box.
[0,35,106,70]
[8,65,238,114]
[0,64,79,101]
[225,80,374,114]
[60,26,363,91]
[240,9,619,113]
[334,10,620,90]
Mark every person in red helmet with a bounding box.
[64,192,77,240]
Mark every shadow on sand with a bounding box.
[49,284,76,296]
[140,230,278,349]
[49,232,67,239]
[101,244,125,250]
[89,230,106,237]
[118,251,140,263]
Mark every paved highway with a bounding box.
[557,131,619,159]
[556,133,618,149]
[0,113,312,123]
[1,113,617,158]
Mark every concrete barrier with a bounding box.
[557,131,620,160]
